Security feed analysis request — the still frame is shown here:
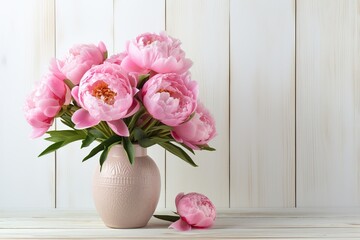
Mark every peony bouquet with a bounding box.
[24,32,216,167]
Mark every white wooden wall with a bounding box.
[1,0,359,210]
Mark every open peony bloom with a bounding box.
[170,192,216,231]
[71,63,139,136]
[57,42,107,85]
[171,102,216,149]
[141,73,198,126]
[121,32,192,74]
[24,73,71,138]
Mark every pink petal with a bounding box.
[182,141,200,150]
[27,112,51,128]
[128,42,146,67]
[175,192,185,206]
[171,131,183,143]
[121,56,148,74]
[64,86,71,105]
[66,65,88,85]
[151,57,178,73]
[123,100,140,118]
[44,106,61,117]
[71,86,80,105]
[72,109,99,129]
[107,119,129,136]
[194,217,214,228]
[184,211,206,226]
[46,76,66,99]
[38,99,59,109]
[30,127,49,138]
[97,41,107,56]
[127,72,139,87]
[179,58,193,74]
[169,219,191,231]
[49,58,66,79]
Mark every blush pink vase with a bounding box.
[93,144,161,228]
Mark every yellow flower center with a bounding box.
[92,80,117,105]
[158,89,173,94]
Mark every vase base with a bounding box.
[105,223,147,229]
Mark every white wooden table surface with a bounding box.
[1,209,360,239]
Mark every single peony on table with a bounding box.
[24,31,216,168]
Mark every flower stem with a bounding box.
[138,114,152,129]
[128,106,145,132]
[144,119,159,134]
[98,122,113,138]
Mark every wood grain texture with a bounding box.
[113,0,165,52]
[1,209,360,239]
[230,0,295,207]
[55,0,114,209]
[113,0,166,210]
[165,0,230,209]
[296,0,360,207]
[0,0,56,209]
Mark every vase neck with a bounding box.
[133,145,147,157]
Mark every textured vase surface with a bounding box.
[93,144,161,228]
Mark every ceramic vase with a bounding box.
[93,144,161,228]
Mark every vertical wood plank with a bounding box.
[166,0,230,209]
[0,0,55,209]
[113,0,166,210]
[55,0,113,209]
[230,0,295,207]
[297,0,360,207]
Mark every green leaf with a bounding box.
[133,127,147,141]
[45,130,85,142]
[151,137,172,143]
[103,51,108,60]
[127,106,145,131]
[81,134,96,148]
[82,135,121,162]
[38,141,65,157]
[137,136,171,148]
[88,128,107,139]
[137,74,150,88]
[39,134,85,157]
[60,120,75,129]
[60,114,76,129]
[99,146,110,171]
[200,144,216,151]
[55,105,68,118]
[47,130,81,136]
[159,142,198,167]
[123,137,134,164]
[148,125,173,132]
[180,143,195,155]
[153,215,180,223]
[138,138,156,148]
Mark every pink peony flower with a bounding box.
[141,73,198,126]
[171,102,216,149]
[57,42,107,85]
[170,192,216,231]
[24,73,71,138]
[121,32,192,74]
[71,63,139,137]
